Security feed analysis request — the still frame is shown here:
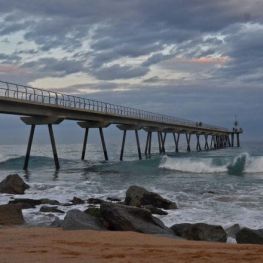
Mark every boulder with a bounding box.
[70,197,85,205]
[171,223,227,242]
[100,202,172,235]
[0,174,29,194]
[87,198,105,205]
[62,209,105,230]
[125,185,177,210]
[9,198,60,209]
[0,204,24,225]
[236,228,263,244]
[107,197,121,202]
[225,224,241,239]
[50,217,63,228]
[143,205,168,215]
[40,206,64,214]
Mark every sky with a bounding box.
[0,0,263,144]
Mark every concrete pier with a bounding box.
[0,80,243,169]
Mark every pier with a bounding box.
[0,80,243,170]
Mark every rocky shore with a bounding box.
[1,174,263,245]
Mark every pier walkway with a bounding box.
[0,80,242,170]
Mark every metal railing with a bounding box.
[0,80,229,132]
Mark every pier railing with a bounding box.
[0,80,229,132]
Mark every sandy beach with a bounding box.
[0,227,262,263]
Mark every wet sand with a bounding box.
[0,227,262,263]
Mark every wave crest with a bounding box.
[159,152,263,175]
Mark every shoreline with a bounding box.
[0,227,263,263]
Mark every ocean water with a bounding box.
[0,140,263,232]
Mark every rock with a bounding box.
[171,223,227,242]
[50,217,63,228]
[236,228,263,244]
[100,202,172,235]
[84,207,102,218]
[0,174,29,194]
[107,197,121,202]
[62,209,105,230]
[70,197,85,205]
[226,224,241,239]
[41,199,60,205]
[143,205,168,215]
[9,198,60,209]
[87,198,105,205]
[125,185,177,210]
[40,206,64,214]
[0,204,24,225]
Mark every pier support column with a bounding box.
[236,133,240,147]
[231,133,234,147]
[186,133,191,152]
[78,121,110,161]
[173,132,180,153]
[204,134,209,151]
[99,127,108,161]
[161,132,166,153]
[145,132,150,156]
[196,134,202,152]
[48,124,60,170]
[21,116,63,170]
[81,128,89,160]
[23,124,35,170]
[117,124,142,161]
[120,130,126,161]
[148,132,152,156]
[135,130,142,160]
[157,131,162,154]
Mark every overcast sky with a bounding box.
[0,0,262,143]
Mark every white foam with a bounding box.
[159,155,227,173]
[159,153,263,174]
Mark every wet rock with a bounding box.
[100,202,172,235]
[107,197,121,202]
[0,204,24,225]
[125,185,177,210]
[50,217,63,228]
[143,205,168,215]
[62,209,105,230]
[236,228,263,244]
[70,197,85,205]
[226,224,241,239]
[171,223,227,242]
[84,207,102,218]
[0,174,29,194]
[87,198,105,205]
[9,198,60,209]
[40,206,64,214]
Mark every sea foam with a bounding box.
[159,152,263,175]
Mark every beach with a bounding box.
[0,227,262,263]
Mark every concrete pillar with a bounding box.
[145,132,150,156]
[148,132,152,155]
[196,134,201,152]
[204,134,209,150]
[21,116,63,170]
[135,130,142,160]
[81,128,89,160]
[48,124,60,170]
[236,133,240,147]
[186,133,191,152]
[99,127,108,161]
[120,130,126,161]
[23,124,35,170]
[157,132,162,154]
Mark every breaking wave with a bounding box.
[159,152,263,175]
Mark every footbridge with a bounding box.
[0,80,242,170]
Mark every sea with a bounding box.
[0,139,263,234]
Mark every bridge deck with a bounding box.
[0,80,229,135]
